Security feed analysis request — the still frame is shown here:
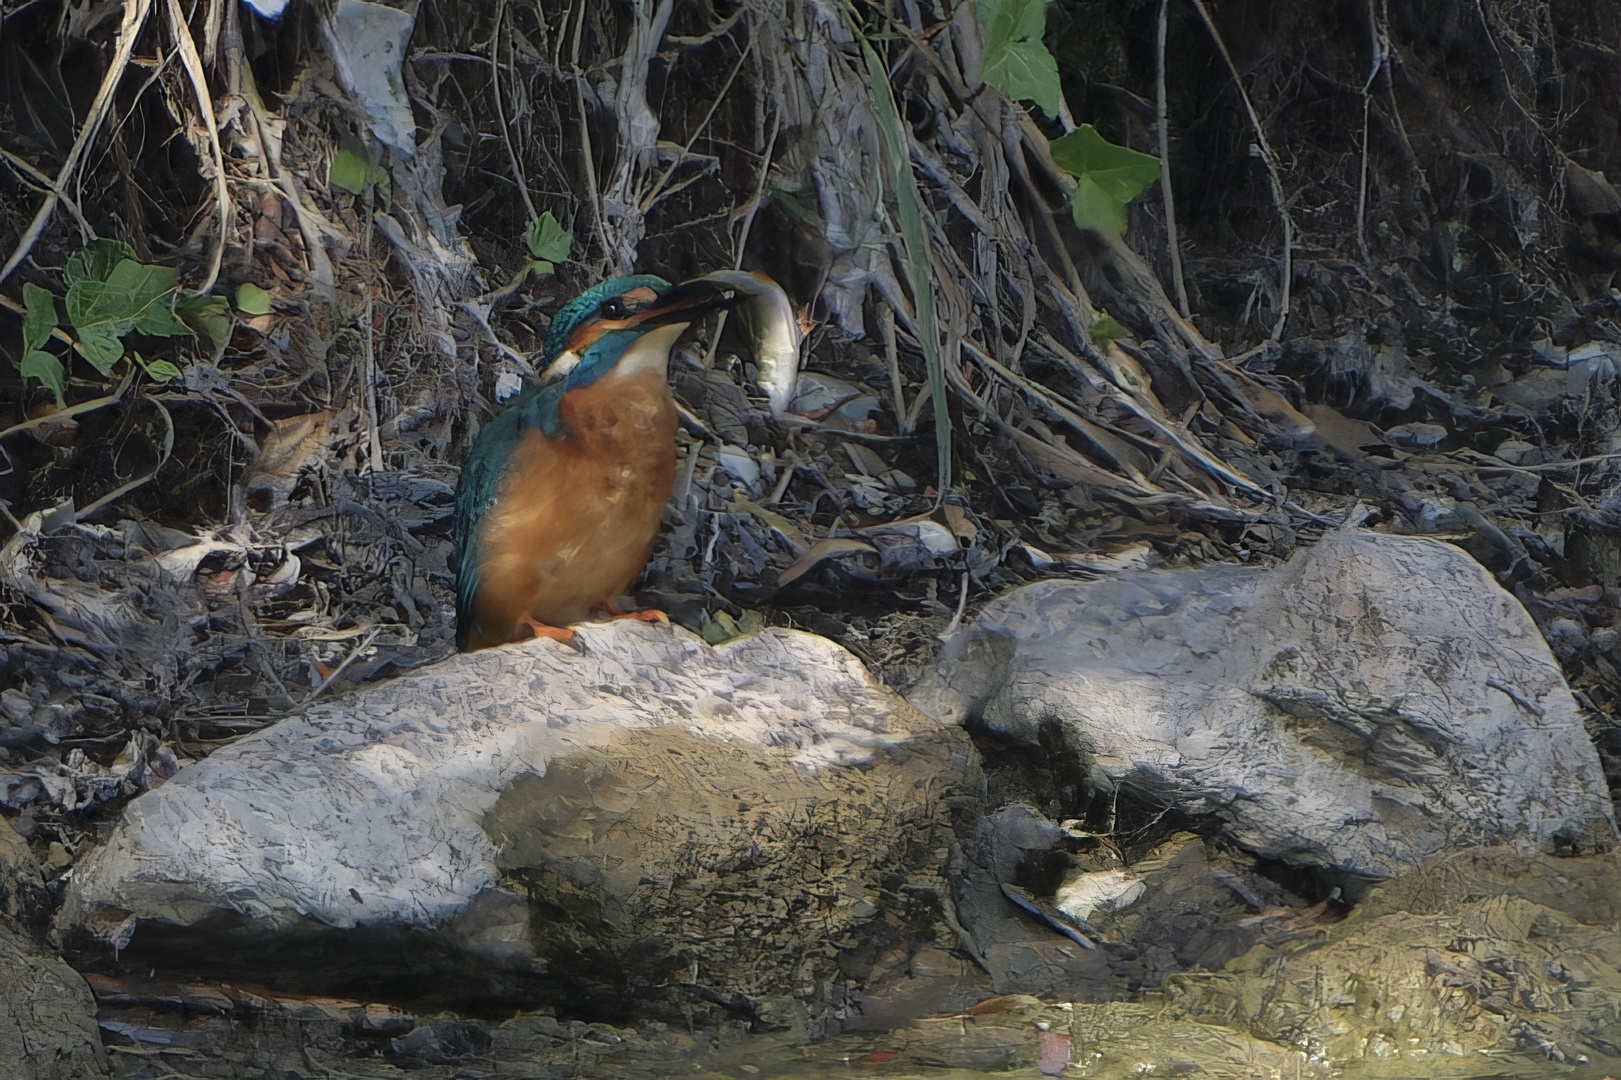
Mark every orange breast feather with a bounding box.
[465,369,677,651]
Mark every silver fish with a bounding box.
[693,270,802,419]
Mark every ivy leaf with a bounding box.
[74,325,125,374]
[107,258,178,299]
[22,283,57,353]
[529,260,555,277]
[1049,124,1161,235]
[19,350,67,406]
[236,282,273,315]
[330,148,369,194]
[139,357,183,382]
[64,238,135,286]
[178,292,233,353]
[136,296,191,338]
[976,0,1060,117]
[524,211,572,264]
[66,259,177,341]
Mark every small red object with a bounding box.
[1037,1028,1071,1075]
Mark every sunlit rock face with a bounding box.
[914,529,1617,882]
[57,621,978,1017]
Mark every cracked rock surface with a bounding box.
[57,621,978,1018]
[913,529,1617,880]
[0,827,104,1080]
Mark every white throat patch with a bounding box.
[541,349,582,383]
[610,321,689,380]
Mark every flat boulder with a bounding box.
[913,529,1616,880]
[58,621,977,1018]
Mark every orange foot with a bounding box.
[521,616,575,644]
[603,599,669,625]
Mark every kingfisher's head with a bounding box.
[537,274,733,390]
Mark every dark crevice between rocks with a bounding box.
[970,720,1220,855]
[969,721,1388,914]
[65,916,550,1019]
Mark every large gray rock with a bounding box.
[913,529,1616,880]
[59,621,977,1016]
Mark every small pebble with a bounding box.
[1543,618,1589,665]
[1494,440,1539,465]
[1384,422,1447,448]
[0,690,29,723]
[494,371,524,402]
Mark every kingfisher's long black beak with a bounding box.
[630,277,738,328]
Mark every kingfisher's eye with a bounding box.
[600,298,627,319]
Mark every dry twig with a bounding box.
[0,0,156,285]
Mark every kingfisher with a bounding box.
[454,274,734,652]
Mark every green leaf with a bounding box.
[979,0,1047,39]
[106,258,178,300]
[74,326,125,374]
[22,283,57,353]
[524,211,572,264]
[1049,124,1161,236]
[331,146,390,199]
[976,0,1060,117]
[19,350,66,406]
[767,186,822,227]
[63,238,135,286]
[136,295,191,337]
[981,40,1059,116]
[65,287,134,342]
[67,258,180,339]
[236,282,273,315]
[1066,175,1129,234]
[139,357,183,382]
[136,302,191,337]
[529,259,554,277]
[177,292,232,353]
[330,148,370,194]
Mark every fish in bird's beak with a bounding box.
[685,270,803,419]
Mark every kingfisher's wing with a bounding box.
[452,380,576,649]
[453,408,520,649]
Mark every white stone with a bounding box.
[912,529,1616,878]
[61,620,972,997]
